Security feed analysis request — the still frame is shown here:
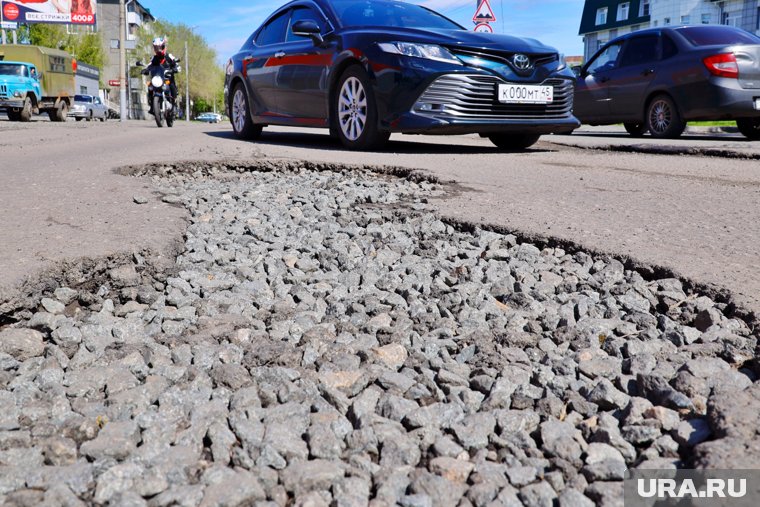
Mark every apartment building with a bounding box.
[97,0,154,117]
[579,0,760,61]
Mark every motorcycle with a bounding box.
[141,62,178,128]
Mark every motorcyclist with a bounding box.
[145,37,180,115]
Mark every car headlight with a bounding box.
[557,53,567,71]
[13,91,22,98]
[377,42,462,65]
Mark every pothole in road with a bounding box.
[0,160,758,505]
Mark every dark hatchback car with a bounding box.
[575,25,760,140]
[224,0,579,150]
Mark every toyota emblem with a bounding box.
[513,54,531,70]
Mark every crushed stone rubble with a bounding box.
[0,164,758,507]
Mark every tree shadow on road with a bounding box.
[203,130,556,155]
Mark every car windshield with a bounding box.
[74,95,93,103]
[331,0,463,30]
[0,64,26,76]
[676,26,760,46]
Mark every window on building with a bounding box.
[722,12,730,25]
[80,86,88,94]
[664,17,671,26]
[757,7,760,30]
[681,15,690,25]
[617,2,630,21]
[702,13,711,24]
[639,0,650,17]
[596,7,608,25]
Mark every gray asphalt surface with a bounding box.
[1,118,759,319]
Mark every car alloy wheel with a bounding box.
[736,118,760,140]
[231,83,262,140]
[339,77,367,142]
[333,66,389,151]
[646,95,685,139]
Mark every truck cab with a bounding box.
[0,61,42,122]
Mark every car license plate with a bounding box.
[498,84,553,104]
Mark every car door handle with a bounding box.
[642,69,655,76]
[274,51,286,58]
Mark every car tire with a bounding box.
[736,118,760,140]
[230,82,263,140]
[488,133,541,151]
[333,65,390,151]
[624,122,647,137]
[88,110,94,122]
[76,117,83,122]
[19,97,32,122]
[646,95,685,139]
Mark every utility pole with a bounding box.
[185,40,190,121]
[119,0,127,122]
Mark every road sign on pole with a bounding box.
[474,23,493,33]
[473,0,496,23]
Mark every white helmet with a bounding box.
[152,37,167,55]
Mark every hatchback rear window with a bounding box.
[676,26,760,46]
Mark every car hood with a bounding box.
[343,27,557,54]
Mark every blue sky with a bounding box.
[145,0,585,64]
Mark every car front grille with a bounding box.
[0,85,8,99]
[414,74,574,120]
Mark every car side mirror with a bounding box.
[571,65,582,78]
[292,20,323,45]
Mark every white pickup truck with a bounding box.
[68,94,108,122]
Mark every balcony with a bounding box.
[127,11,142,26]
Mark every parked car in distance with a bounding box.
[69,94,108,122]
[574,25,760,140]
[224,0,579,151]
[196,112,222,123]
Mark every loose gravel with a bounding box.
[0,162,758,507]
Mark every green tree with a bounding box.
[137,20,225,115]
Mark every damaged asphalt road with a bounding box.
[1,121,759,320]
[0,160,758,506]
[0,121,758,504]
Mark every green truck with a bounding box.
[0,45,76,122]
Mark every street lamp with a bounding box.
[185,25,199,122]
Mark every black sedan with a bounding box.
[575,25,760,140]
[224,0,579,150]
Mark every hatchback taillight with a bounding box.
[703,53,739,78]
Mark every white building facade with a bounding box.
[579,0,760,61]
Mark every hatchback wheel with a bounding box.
[488,133,541,151]
[231,82,262,140]
[334,66,389,150]
[646,95,685,139]
[736,118,760,140]
[624,122,646,137]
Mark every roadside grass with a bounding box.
[688,121,737,127]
